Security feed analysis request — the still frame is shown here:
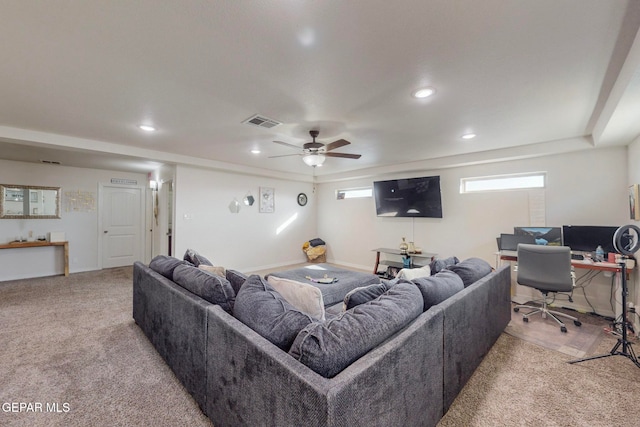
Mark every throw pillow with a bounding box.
[226,269,248,295]
[289,282,423,378]
[199,264,226,277]
[266,276,326,321]
[173,264,235,313]
[149,255,189,279]
[446,257,493,287]
[411,269,464,311]
[233,275,314,351]
[396,266,431,280]
[183,248,214,267]
[342,281,394,311]
[429,256,459,275]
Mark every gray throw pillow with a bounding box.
[233,275,314,351]
[429,256,459,275]
[289,282,423,378]
[173,264,235,313]
[183,248,214,267]
[226,269,248,295]
[411,270,464,311]
[149,255,189,279]
[446,257,492,287]
[343,281,394,310]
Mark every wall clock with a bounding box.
[297,193,308,206]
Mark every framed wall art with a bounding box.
[630,184,639,221]
[259,187,274,213]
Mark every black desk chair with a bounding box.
[513,244,582,333]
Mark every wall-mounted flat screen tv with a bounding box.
[373,175,443,218]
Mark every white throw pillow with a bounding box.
[396,266,431,280]
[267,276,325,321]
[198,264,226,277]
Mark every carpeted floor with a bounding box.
[1,267,640,427]
[0,267,212,427]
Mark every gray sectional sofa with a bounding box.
[133,255,511,427]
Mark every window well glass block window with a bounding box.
[460,172,546,193]
[336,187,373,199]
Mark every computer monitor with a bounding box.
[499,233,536,251]
[561,225,626,254]
[514,227,562,246]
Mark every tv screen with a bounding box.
[373,176,442,218]
[562,225,627,254]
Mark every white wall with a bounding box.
[0,159,147,280]
[627,135,640,329]
[318,146,629,317]
[172,165,316,272]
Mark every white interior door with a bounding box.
[101,185,144,268]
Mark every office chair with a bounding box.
[513,244,582,333]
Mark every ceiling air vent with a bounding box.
[40,160,61,165]
[242,114,282,129]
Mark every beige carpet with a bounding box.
[2,268,640,427]
[505,303,605,357]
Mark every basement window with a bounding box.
[336,187,372,200]
[460,172,546,193]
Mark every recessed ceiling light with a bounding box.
[412,87,436,99]
[461,133,477,140]
[251,149,261,154]
[138,124,156,132]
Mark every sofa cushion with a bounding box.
[173,264,235,313]
[411,269,464,311]
[234,275,314,351]
[342,281,394,310]
[266,276,326,321]
[429,256,459,275]
[226,269,248,295]
[446,257,493,287]
[289,282,423,378]
[149,255,189,279]
[183,248,214,267]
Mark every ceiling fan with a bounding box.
[270,130,362,167]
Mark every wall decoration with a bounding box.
[259,187,275,213]
[629,184,639,220]
[64,190,96,212]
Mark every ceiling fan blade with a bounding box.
[324,152,361,159]
[324,139,351,152]
[273,140,301,149]
[268,153,302,158]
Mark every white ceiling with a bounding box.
[1,1,640,181]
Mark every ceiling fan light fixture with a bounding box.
[302,153,326,167]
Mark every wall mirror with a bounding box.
[0,184,61,219]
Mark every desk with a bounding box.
[498,251,623,274]
[0,241,69,276]
[373,248,437,275]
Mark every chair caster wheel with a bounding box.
[574,320,582,327]
[523,317,528,323]
[514,307,520,313]
[561,326,567,333]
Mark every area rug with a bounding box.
[505,304,606,357]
